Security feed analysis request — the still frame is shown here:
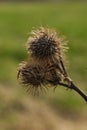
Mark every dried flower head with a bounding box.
[27,27,68,62]
[17,27,87,101]
[17,61,48,95]
[17,61,64,95]
[17,27,69,95]
[45,65,62,85]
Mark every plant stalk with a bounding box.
[59,82,87,102]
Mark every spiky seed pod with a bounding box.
[17,61,48,95]
[17,27,87,101]
[45,65,62,85]
[17,61,64,94]
[27,27,67,62]
[18,27,69,94]
[27,27,68,77]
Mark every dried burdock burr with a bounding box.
[17,62,63,94]
[27,27,58,59]
[17,61,48,95]
[27,27,67,65]
[17,27,87,102]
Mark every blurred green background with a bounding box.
[0,1,87,130]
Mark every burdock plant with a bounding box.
[17,27,87,102]
[17,61,47,95]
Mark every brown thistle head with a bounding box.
[27,27,68,65]
[44,64,63,85]
[17,61,64,95]
[17,27,87,102]
[17,61,48,95]
[17,27,69,95]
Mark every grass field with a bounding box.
[0,2,87,130]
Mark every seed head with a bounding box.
[17,27,87,102]
[17,61,48,95]
[17,61,64,95]
[45,65,62,85]
[17,27,69,95]
[27,27,68,63]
